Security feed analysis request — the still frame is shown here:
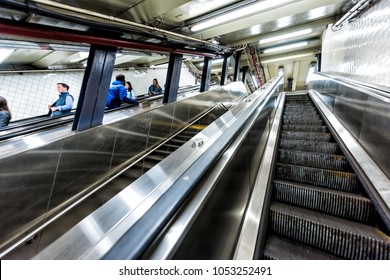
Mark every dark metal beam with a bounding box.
[72,45,117,131]
[163,53,183,103]
[200,57,212,92]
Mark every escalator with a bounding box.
[262,94,390,259]
[4,104,229,259]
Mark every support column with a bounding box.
[220,55,230,85]
[200,56,212,92]
[242,66,249,84]
[72,44,117,131]
[163,53,183,103]
[233,50,241,81]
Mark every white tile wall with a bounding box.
[0,66,196,121]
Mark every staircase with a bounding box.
[263,94,390,260]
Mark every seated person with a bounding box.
[147,78,163,96]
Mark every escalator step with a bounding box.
[280,139,339,154]
[282,124,328,133]
[263,234,342,260]
[283,118,323,126]
[168,138,187,146]
[283,114,321,120]
[283,111,319,116]
[273,180,373,223]
[280,131,332,142]
[269,202,390,259]
[145,153,166,162]
[277,149,347,170]
[284,106,316,112]
[275,163,358,192]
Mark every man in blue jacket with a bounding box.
[106,74,133,109]
[48,83,74,117]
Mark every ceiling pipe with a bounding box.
[331,0,373,31]
[0,21,216,58]
[23,0,218,49]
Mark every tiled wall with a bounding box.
[0,66,196,121]
[321,0,390,89]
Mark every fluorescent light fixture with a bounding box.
[263,41,308,54]
[198,58,224,66]
[191,0,291,32]
[69,51,89,62]
[0,48,14,64]
[259,28,312,44]
[262,52,315,64]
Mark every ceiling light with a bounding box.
[191,0,292,32]
[198,58,224,66]
[69,51,89,62]
[263,42,308,54]
[261,52,315,64]
[259,28,313,44]
[0,48,14,64]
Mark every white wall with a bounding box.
[0,66,196,121]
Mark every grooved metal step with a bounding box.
[281,131,332,142]
[273,180,373,223]
[264,234,342,260]
[277,149,347,170]
[282,124,328,133]
[262,94,390,260]
[280,139,339,154]
[269,202,390,260]
[283,118,323,125]
[275,163,358,192]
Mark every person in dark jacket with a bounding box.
[48,83,74,117]
[0,95,11,127]
[106,74,134,109]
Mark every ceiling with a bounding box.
[0,0,354,90]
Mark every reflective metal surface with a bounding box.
[309,72,390,182]
[233,92,285,259]
[32,77,283,259]
[321,0,390,89]
[310,89,390,224]
[0,82,246,258]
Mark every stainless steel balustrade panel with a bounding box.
[0,141,63,252]
[311,75,337,112]
[0,82,247,258]
[172,96,277,260]
[46,126,117,213]
[360,95,390,180]
[32,80,275,259]
[110,113,151,169]
[334,85,368,139]
[309,72,390,182]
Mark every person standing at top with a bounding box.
[0,96,11,127]
[125,81,138,104]
[106,74,134,109]
[48,83,74,117]
[148,78,163,96]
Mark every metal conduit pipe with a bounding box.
[3,0,216,49]
[331,0,373,31]
[0,21,216,57]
